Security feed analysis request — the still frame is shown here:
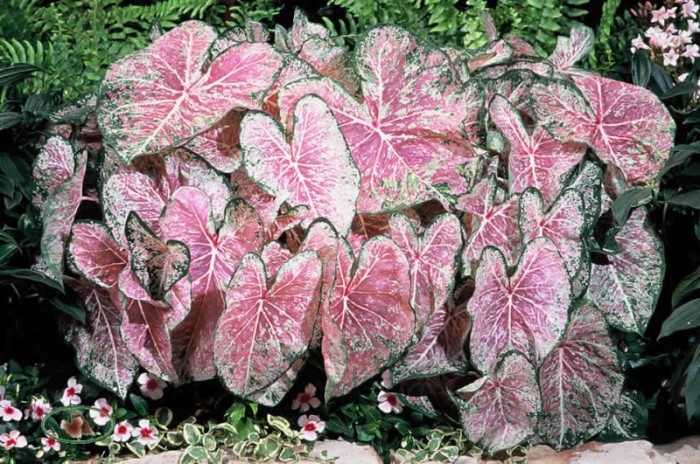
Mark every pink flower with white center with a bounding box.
[381,369,393,389]
[297,415,325,441]
[113,420,134,442]
[377,391,403,414]
[688,19,700,33]
[683,0,699,17]
[60,376,82,406]
[664,48,680,66]
[132,419,159,445]
[89,398,113,426]
[291,384,321,412]
[41,436,60,452]
[137,373,166,400]
[26,398,52,421]
[0,400,21,422]
[0,430,27,450]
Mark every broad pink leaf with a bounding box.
[489,95,586,206]
[453,352,541,453]
[260,241,293,278]
[241,94,360,235]
[547,26,595,76]
[125,212,190,300]
[566,161,603,232]
[215,252,322,397]
[468,238,570,373]
[161,188,263,380]
[68,221,127,288]
[532,77,675,186]
[33,136,75,212]
[262,55,317,120]
[118,266,151,302]
[458,176,520,276]
[389,213,462,329]
[266,205,309,242]
[483,69,547,114]
[247,357,306,407]
[231,169,282,228]
[186,111,244,173]
[323,237,413,398]
[587,208,664,334]
[519,188,586,281]
[467,40,514,73]
[223,19,270,45]
[280,26,481,212]
[98,21,281,163]
[64,282,139,399]
[538,301,624,449]
[504,34,537,57]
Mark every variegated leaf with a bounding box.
[186,111,244,173]
[260,241,293,278]
[547,26,595,76]
[33,136,76,213]
[68,221,128,288]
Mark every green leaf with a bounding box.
[631,52,651,88]
[182,446,209,461]
[660,148,697,178]
[612,188,652,226]
[0,268,64,292]
[664,190,700,209]
[183,423,203,445]
[0,112,22,130]
[225,402,245,427]
[49,297,86,324]
[126,441,146,458]
[661,80,700,100]
[129,394,149,416]
[673,267,700,307]
[154,407,173,427]
[658,299,700,339]
[202,433,217,451]
[686,355,700,419]
[0,64,40,87]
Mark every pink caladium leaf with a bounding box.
[547,26,596,77]
[468,238,570,373]
[483,69,547,114]
[125,212,190,300]
[504,34,537,57]
[566,161,603,232]
[64,281,139,399]
[247,357,306,407]
[260,241,293,278]
[224,18,271,45]
[214,251,322,398]
[161,187,264,380]
[453,351,541,453]
[489,95,586,206]
[458,176,520,276]
[68,221,128,288]
[98,21,281,163]
[467,40,514,73]
[266,205,309,242]
[241,94,360,235]
[231,169,283,228]
[519,188,586,282]
[39,148,87,284]
[538,300,624,449]
[186,111,244,173]
[280,25,481,212]
[262,54,318,119]
[388,213,462,329]
[531,76,675,186]
[587,208,664,334]
[33,136,76,213]
[323,237,413,399]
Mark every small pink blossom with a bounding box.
[683,44,700,61]
[688,19,700,33]
[25,398,51,421]
[89,398,113,426]
[666,23,678,34]
[60,376,82,406]
[297,415,325,441]
[381,369,393,389]
[113,420,133,442]
[0,430,27,450]
[132,419,159,445]
[683,0,699,17]
[651,6,677,23]
[0,400,21,422]
[646,27,672,48]
[378,391,403,414]
[291,384,321,412]
[41,436,60,452]
[138,373,166,400]
[664,48,680,66]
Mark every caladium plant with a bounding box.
[33,12,674,454]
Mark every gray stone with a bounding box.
[656,436,700,464]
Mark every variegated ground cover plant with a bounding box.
[32,11,674,454]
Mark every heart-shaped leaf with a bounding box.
[68,221,128,288]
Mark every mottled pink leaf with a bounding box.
[186,111,244,173]
[538,301,624,449]
[161,187,264,380]
[118,266,151,302]
[231,169,282,227]
[280,26,481,212]
[566,161,603,232]
[467,40,514,73]
[489,95,586,206]
[323,237,413,398]
[33,136,75,212]
[241,94,360,235]
[247,357,306,407]
[262,55,317,120]
[547,26,596,77]
[483,69,548,114]
[587,208,664,334]
[223,19,270,45]
[468,238,570,373]
[64,282,139,399]
[260,241,293,278]
[504,34,537,57]
[453,352,541,453]
[68,221,127,288]
[532,77,675,186]
[98,21,281,163]
[266,205,309,242]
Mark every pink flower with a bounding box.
[89,398,113,426]
[41,436,60,452]
[113,420,133,442]
[678,29,695,44]
[138,373,166,400]
[381,369,393,389]
[683,44,700,61]
[60,376,82,406]
[0,430,27,450]
[25,398,51,421]
[683,0,699,17]
[646,27,672,48]
[377,391,403,414]
[664,48,680,66]
[0,400,21,422]
[291,384,321,412]
[132,419,159,445]
[651,6,677,23]
[297,415,325,441]
[688,19,700,33]
[631,35,651,52]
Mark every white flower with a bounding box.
[683,0,699,17]
[297,415,325,441]
[89,398,113,426]
[41,436,60,452]
[0,400,21,422]
[688,19,700,33]
[0,430,27,450]
[631,35,651,52]
[60,376,82,406]
[25,398,51,421]
[381,370,393,389]
[291,384,321,412]
[138,373,166,400]
[377,391,403,414]
[113,420,134,442]
[132,419,159,445]
[664,48,680,66]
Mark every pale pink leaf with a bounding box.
[266,205,309,242]
[260,241,293,278]
[186,111,244,173]
[33,136,75,212]
[467,40,514,73]
[547,26,595,76]
[262,54,318,120]
[231,169,283,228]
[68,221,128,288]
